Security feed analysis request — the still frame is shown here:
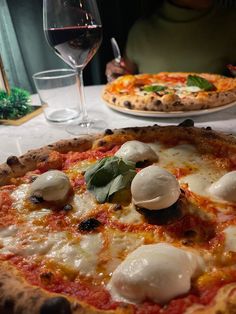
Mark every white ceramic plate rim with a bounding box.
[105,100,236,118]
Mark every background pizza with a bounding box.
[102,72,236,112]
[0,122,236,314]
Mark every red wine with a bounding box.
[46,26,102,68]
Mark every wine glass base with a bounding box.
[66,118,107,135]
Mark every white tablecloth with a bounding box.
[0,85,236,163]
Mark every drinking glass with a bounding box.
[43,0,105,134]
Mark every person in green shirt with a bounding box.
[105,0,236,81]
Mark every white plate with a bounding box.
[105,100,236,118]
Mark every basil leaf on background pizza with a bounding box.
[143,85,167,92]
[85,156,136,203]
[187,75,215,91]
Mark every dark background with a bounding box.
[6,0,157,90]
[6,0,234,91]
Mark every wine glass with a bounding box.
[43,0,106,134]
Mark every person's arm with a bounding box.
[105,55,138,82]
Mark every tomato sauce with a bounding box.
[63,146,119,169]
[5,254,236,314]
[0,189,19,227]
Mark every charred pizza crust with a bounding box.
[1,122,236,186]
[0,260,236,314]
[0,122,236,314]
[102,72,236,112]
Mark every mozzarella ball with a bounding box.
[131,166,180,210]
[108,243,204,304]
[29,170,71,202]
[115,141,158,163]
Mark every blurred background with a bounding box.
[1,0,154,93]
[0,0,235,93]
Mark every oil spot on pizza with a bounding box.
[78,218,102,232]
[40,297,71,314]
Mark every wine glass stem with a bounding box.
[76,68,89,123]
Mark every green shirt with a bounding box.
[126,1,236,75]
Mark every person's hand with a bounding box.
[105,58,130,82]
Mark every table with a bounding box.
[0,85,236,163]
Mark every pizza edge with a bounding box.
[102,72,236,112]
[0,262,112,314]
[1,261,236,314]
[1,124,236,186]
[0,124,236,314]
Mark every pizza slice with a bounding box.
[102,72,236,111]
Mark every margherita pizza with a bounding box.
[102,72,236,112]
[0,121,236,314]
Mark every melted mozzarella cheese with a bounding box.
[106,231,145,274]
[11,184,29,212]
[8,229,62,256]
[115,141,158,163]
[26,208,51,222]
[46,233,103,275]
[72,191,97,218]
[176,86,202,93]
[29,170,71,202]
[0,225,18,237]
[108,243,204,304]
[208,171,236,203]
[131,166,180,210]
[224,226,236,252]
[0,225,19,254]
[179,173,214,196]
[179,170,233,201]
[149,143,200,168]
[112,203,143,224]
[0,226,103,276]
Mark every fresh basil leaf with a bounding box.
[186,75,215,91]
[85,156,136,203]
[85,158,109,187]
[108,170,136,197]
[90,182,112,203]
[143,85,167,92]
